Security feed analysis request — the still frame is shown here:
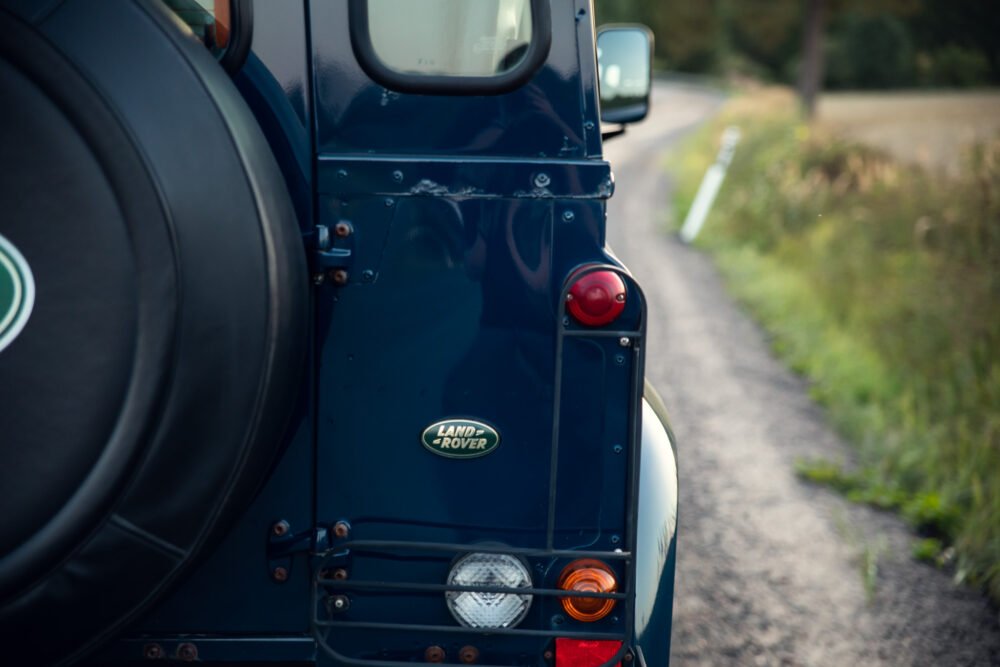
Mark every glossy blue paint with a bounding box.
[90,2,676,665]
[635,400,679,666]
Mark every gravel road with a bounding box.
[605,82,1000,667]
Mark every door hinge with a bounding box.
[305,223,352,284]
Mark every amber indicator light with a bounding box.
[556,559,618,622]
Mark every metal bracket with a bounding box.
[266,522,332,583]
[305,223,353,277]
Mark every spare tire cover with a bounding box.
[0,1,308,664]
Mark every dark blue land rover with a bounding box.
[0,2,677,665]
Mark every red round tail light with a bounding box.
[565,270,626,327]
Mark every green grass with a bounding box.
[670,87,1000,601]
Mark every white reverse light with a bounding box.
[445,552,533,629]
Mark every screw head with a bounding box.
[361,269,375,283]
[619,337,630,347]
[543,650,554,661]
[392,170,404,182]
[613,444,624,454]
[143,643,163,660]
[272,566,289,582]
[333,521,350,538]
[425,646,446,663]
[333,568,348,580]
[177,643,198,662]
[534,172,551,188]
[330,269,349,285]
[624,652,634,663]
[459,646,479,664]
[331,595,349,611]
[334,222,352,237]
[562,210,575,222]
[271,520,290,537]
[384,197,395,207]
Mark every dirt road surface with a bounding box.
[604,82,1000,666]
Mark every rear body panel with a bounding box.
[88,1,677,665]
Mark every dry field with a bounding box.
[817,90,1000,175]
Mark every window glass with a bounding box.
[365,0,533,77]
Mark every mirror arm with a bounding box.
[601,125,628,141]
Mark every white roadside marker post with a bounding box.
[679,126,741,244]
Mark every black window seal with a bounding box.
[348,0,552,96]
[218,0,253,76]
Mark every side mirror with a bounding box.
[597,25,653,125]
[163,0,253,75]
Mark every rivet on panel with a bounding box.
[177,643,198,662]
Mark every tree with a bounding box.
[798,0,828,117]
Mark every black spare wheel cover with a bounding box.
[0,1,307,664]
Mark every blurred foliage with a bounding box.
[825,13,916,88]
[912,537,946,566]
[594,0,720,72]
[670,88,1000,601]
[594,0,1000,88]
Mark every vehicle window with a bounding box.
[350,0,551,95]
[366,0,531,77]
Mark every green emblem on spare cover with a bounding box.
[421,419,500,459]
[0,233,35,354]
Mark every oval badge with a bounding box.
[421,419,500,459]
[0,233,35,354]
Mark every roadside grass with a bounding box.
[668,87,1000,602]
[832,510,889,603]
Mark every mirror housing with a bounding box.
[163,0,252,75]
[597,25,653,125]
